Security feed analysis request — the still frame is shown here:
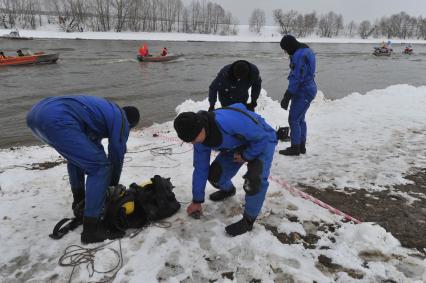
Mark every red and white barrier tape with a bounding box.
[269,175,362,224]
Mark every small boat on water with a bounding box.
[0,52,59,66]
[0,30,33,40]
[373,47,392,57]
[137,53,183,62]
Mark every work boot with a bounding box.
[209,185,236,202]
[81,216,124,244]
[279,144,300,156]
[300,142,306,154]
[225,214,255,237]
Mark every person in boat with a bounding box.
[138,43,149,57]
[16,49,25,57]
[279,35,317,156]
[0,51,6,59]
[173,104,277,237]
[404,44,413,54]
[208,60,262,112]
[26,95,140,244]
[160,47,168,56]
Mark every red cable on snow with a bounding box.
[269,175,362,224]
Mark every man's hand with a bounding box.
[233,153,246,163]
[187,202,203,219]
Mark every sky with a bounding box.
[182,0,426,25]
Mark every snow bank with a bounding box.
[1,84,426,282]
[2,25,426,44]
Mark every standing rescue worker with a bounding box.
[279,35,317,156]
[208,60,262,112]
[173,103,277,236]
[27,95,140,244]
[138,43,149,57]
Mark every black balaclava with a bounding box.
[122,106,140,128]
[280,35,309,55]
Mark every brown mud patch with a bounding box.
[302,169,426,253]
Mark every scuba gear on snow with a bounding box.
[49,175,180,240]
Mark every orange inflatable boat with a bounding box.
[0,52,59,66]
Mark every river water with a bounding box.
[1,39,425,148]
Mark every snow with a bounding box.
[2,25,426,44]
[1,85,426,282]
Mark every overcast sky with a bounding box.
[182,0,426,25]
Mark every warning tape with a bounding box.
[269,175,362,224]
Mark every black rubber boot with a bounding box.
[300,142,306,154]
[81,216,124,244]
[225,214,255,237]
[72,190,85,210]
[72,190,85,219]
[209,185,236,202]
[279,144,301,156]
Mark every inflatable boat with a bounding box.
[0,53,59,66]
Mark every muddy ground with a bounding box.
[302,168,426,253]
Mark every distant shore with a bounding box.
[2,26,426,44]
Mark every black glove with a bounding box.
[246,101,257,111]
[280,90,292,110]
[208,105,215,112]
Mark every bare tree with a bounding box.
[273,9,298,35]
[318,11,342,37]
[347,21,357,37]
[249,8,265,34]
[358,20,372,39]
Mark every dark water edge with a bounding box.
[1,39,426,149]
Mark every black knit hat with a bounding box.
[174,112,203,142]
[280,35,299,55]
[122,106,140,128]
[232,61,250,79]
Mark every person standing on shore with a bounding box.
[27,95,140,244]
[279,35,317,156]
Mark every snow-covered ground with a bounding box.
[1,84,426,282]
[2,25,426,44]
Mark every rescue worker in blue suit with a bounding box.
[209,60,262,112]
[173,103,277,236]
[279,35,317,156]
[26,95,140,244]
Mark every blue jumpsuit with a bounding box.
[287,47,317,145]
[26,96,130,217]
[192,103,277,218]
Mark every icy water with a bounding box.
[1,39,426,148]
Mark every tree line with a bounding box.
[0,0,239,35]
[2,1,426,40]
[252,9,426,39]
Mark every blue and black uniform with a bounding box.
[27,95,130,217]
[209,61,262,109]
[191,103,277,218]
